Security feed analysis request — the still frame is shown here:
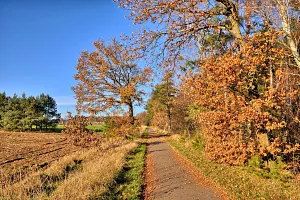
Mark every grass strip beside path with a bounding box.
[101,143,146,200]
[168,138,300,200]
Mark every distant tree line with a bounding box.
[0,92,60,131]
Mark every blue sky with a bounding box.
[0,0,148,116]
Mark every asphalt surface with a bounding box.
[146,129,222,200]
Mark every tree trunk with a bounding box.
[270,65,273,88]
[278,2,300,69]
[228,15,245,47]
[167,104,171,132]
[216,0,245,47]
[128,103,134,125]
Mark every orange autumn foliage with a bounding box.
[184,31,300,165]
[73,39,152,125]
[62,112,101,147]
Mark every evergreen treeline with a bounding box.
[0,92,60,131]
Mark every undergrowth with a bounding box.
[246,155,292,181]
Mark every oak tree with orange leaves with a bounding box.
[73,39,152,125]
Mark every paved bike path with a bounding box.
[145,129,223,200]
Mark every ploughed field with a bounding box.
[0,131,79,185]
[0,130,135,199]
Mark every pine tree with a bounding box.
[148,75,177,131]
[0,92,8,128]
[35,93,60,131]
[2,94,23,130]
[23,96,36,131]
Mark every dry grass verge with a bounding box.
[50,142,137,200]
[101,143,146,199]
[168,135,300,200]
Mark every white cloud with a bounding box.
[54,95,76,106]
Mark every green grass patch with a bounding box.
[55,124,104,133]
[54,125,64,132]
[56,125,64,129]
[101,143,146,200]
[168,138,300,200]
[86,125,104,132]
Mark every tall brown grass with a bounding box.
[49,143,137,200]
[0,137,136,200]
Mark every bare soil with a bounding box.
[145,129,226,200]
[0,131,79,185]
